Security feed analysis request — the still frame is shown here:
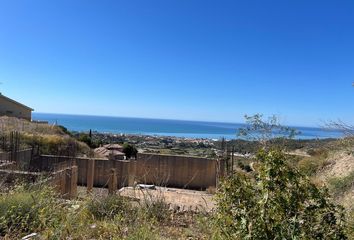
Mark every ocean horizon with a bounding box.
[32,112,343,140]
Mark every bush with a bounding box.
[125,224,159,240]
[123,143,138,159]
[141,197,170,222]
[0,183,210,239]
[215,150,348,239]
[77,133,92,147]
[22,133,90,156]
[87,195,130,220]
[0,186,62,237]
[57,125,72,136]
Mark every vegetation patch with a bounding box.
[297,149,331,176]
[215,150,348,239]
[328,170,354,196]
[0,185,62,238]
[86,194,131,220]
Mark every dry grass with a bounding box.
[318,151,354,181]
[0,116,64,135]
[303,142,354,238]
[0,116,90,155]
[0,184,216,239]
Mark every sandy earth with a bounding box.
[78,186,215,212]
[119,186,215,212]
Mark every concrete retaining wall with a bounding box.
[35,155,131,188]
[135,153,218,189]
[76,158,131,188]
[34,153,222,190]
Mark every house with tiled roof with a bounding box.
[94,143,125,160]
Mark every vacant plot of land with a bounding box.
[78,186,215,212]
[119,186,215,212]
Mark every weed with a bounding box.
[328,171,354,196]
[86,194,131,220]
[141,196,170,222]
[297,153,331,176]
[0,185,62,237]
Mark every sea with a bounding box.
[32,113,343,140]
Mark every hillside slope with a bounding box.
[316,149,354,211]
[0,116,90,156]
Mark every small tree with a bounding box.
[327,120,354,138]
[215,149,347,239]
[326,120,354,154]
[122,143,138,159]
[238,114,299,147]
[77,133,92,147]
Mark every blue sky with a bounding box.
[0,0,353,127]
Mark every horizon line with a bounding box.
[33,112,327,130]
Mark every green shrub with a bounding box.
[215,149,347,239]
[123,143,138,159]
[141,197,170,222]
[57,125,72,136]
[0,184,211,239]
[0,186,62,236]
[77,133,92,146]
[126,224,159,240]
[87,195,130,220]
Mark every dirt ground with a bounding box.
[119,186,215,212]
[78,186,215,212]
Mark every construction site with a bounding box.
[0,131,225,211]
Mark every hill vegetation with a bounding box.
[0,116,90,156]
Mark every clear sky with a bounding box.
[0,0,353,127]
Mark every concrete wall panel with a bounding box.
[36,153,220,190]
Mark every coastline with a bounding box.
[33,112,344,140]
